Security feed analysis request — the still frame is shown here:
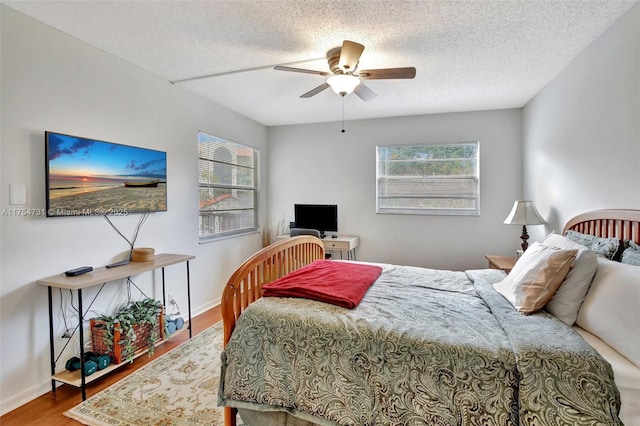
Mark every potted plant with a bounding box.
[92,298,166,363]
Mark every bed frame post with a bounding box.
[224,407,237,426]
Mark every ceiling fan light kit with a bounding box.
[327,74,360,96]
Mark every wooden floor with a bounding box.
[0,305,222,426]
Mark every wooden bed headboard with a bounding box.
[563,209,640,244]
[221,235,325,345]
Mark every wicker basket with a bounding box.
[90,310,164,364]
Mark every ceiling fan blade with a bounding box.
[359,67,416,80]
[339,40,365,72]
[300,82,330,98]
[354,82,377,102]
[274,65,329,76]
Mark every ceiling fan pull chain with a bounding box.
[341,96,346,133]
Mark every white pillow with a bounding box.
[543,233,598,325]
[493,242,577,314]
[576,257,640,368]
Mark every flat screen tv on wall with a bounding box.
[45,131,167,217]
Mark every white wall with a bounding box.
[267,109,523,270]
[523,3,640,238]
[0,6,266,413]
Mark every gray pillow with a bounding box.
[621,240,640,266]
[565,230,621,260]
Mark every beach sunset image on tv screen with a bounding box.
[45,131,167,217]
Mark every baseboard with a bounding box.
[1,380,52,416]
[193,298,220,319]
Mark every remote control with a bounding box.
[65,266,93,276]
[106,260,131,268]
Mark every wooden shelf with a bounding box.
[52,324,190,387]
[38,253,195,290]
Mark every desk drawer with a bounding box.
[324,240,350,250]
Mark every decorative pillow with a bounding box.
[576,257,640,368]
[564,230,621,260]
[543,234,598,326]
[493,242,578,315]
[621,240,640,266]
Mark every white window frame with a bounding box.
[198,131,259,241]
[376,141,480,216]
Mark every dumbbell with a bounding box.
[174,317,185,330]
[65,352,111,375]
[65,356,98,376]
[166,316,185,334]
[90,354,111,370]
[84,351,112,370]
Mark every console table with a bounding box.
[37,253,194,401]
[276,235,359,260]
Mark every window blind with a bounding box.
[198,132,258,240]
[376,142,479,215]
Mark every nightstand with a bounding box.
[485,255,516,273]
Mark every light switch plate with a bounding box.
[9,183,26,205]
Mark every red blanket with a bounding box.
[262,260,382,308]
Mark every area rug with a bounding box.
[65,321,226,425]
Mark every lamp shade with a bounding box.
[503,201,547,225]
[327,74,360,95]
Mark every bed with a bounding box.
[219,209,640,426]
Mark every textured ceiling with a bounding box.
[3,0,636,126]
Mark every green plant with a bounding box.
[95,298,164,363]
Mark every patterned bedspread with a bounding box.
[219,263,622,425]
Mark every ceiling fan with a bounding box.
[274,40,416,101]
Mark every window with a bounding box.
[198,132,258,240]
[376,141,479,216]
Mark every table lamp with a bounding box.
[503,200,547,251]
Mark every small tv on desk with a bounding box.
[293,204,337,238]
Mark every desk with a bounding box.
[277,235,360,260]
[37,253,194,401]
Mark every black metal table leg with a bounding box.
[77,288,86,401]
[47,286,56,394]
[186,261,192,338]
